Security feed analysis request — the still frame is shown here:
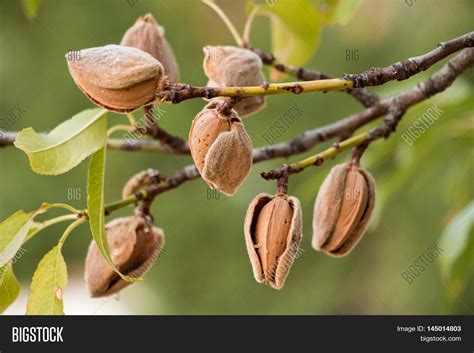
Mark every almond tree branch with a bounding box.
[157,32,472,105]
[130,47,472,204]
[251,48,380,108]
[261,48,474,180]
[106,138,167,153]
[344,31,474,88]
[143,105,190,154]
[159,78,353,104]
[0,131,176,153]
[1,33,471,151]
[47,47,474,218]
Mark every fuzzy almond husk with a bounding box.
[66,44,165,113]
[312,163,376,257]
[189,100,253,196]
[203,46,266,117]
[84,216,164,298]
[244,193,303,289]
[121,13,180,82]
[331,168,375,256]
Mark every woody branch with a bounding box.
[9,46,470,218]
[1,38,473,216]
[261,48,474,180]
[103,47,474,213]
[0,32,472,152]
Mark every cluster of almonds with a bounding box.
[84,161,376,296]
[244,162,376,289]
[67,13,263,194]
[74,14,376,296]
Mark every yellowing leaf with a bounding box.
[26,245,67,315]
[0,263,21,314]
[14,108,108,175]
[87,148,139,283]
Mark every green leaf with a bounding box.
[314,0,361,26]
[0,204,49,268]
[21,0,42,20]
[438,202,474,306]
[439,202,474,277]
[250,0,322,80]
[0,263,21,314]
[26,245,67,315]
[87,148,139,283]
[14,108,108,175]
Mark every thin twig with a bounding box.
[68,48,474,213]
[253,48,474,163]
[260,48,474,179]
[243,4,260,48]
[148,48,473,197]
[2,33,471,150]
[345,31,474,88]
[158,32,472,105]
[202,0,244,47]
[143,105,190,154]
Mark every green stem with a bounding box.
[261,131,373,179]
[165,79,354,103]
[58,218,86,248]
[243,4,260,47]
[48,203,80,214]
[25,214,79,243]
[107,125,131,137]
[126,113,136,125]
[217,79,353,96]
[103,194,141,215]
[202,0,244,47]
[290,132,372,173]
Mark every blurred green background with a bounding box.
[0,0,473,314]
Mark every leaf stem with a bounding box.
[126,113,136,125]
[243,4,260,47]
[202,0,244,47]
[41,214,79,228]
[107,125,131,137]
[58,218,86,248]
[48,203,81,214]
[25,214,79,243]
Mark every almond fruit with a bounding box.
[203,46,266,117]
[244,193,302,289]
[66,44,165,113]
[312,163,376,256]
[189,99,253,196]
[121,13,180,82]
[84,216,164,297]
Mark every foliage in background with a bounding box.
[0,0,472,314]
